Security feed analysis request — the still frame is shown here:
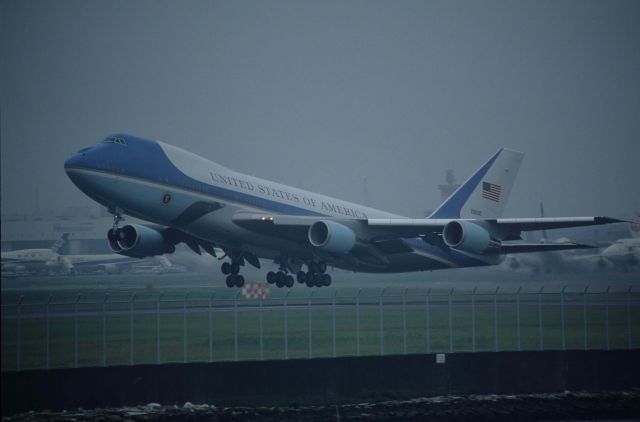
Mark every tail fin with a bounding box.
[50,233,69,253]
[630,212,640,238]
[429,148,524,219]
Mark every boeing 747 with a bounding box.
[64,134,624,288]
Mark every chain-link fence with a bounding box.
[2,286,638,371]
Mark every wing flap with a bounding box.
[497,242,594,254]
[493,216,625,231]
[366,216,626,240]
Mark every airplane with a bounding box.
[63,134,625,288]
[58,252,144,275]
[1,233,69,275]
[597,220,640,270]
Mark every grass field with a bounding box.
[2,282,639,371]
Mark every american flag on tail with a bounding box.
[482,182,501,202]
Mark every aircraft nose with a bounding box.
[64,146,92,170]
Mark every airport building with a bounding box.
[1,206,117,254]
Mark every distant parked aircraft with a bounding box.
[1,233,68,275]
[1,233,164,276]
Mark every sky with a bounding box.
[1,0,639,221]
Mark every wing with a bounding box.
[232,212,625,256]
[367,216,625,240]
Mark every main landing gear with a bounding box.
[297,261,331,288]
[266,269,295,288]
[221,261,245,288]
[221,255,332,289]
[266,261,330,288]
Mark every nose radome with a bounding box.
[64,146,94,170]
[64,153,83,170]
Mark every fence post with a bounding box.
[449,288,454,353]
[627,286,632,350]
[493,287,499,352]
[17,295,24,371]
[102,294,108,367]
[561,286,566,350]
[308,291,315,359]
[403,288,408,355]
[259,291,263,361]
[605,285,610,350]
[183,292,190,363]
[284,291,290,360]
[516,286,521,351]
[130,293,136,365]
[157,292,163,364]
[209,291,215,362]
[74,294,81,368]
[583,286,588,350]
[333,290,338,358]
[538,287,544,351]
[379,288,386,356]
[356,289,362,356]
[46,295,52,370]
[471,287,476,353]
[234,290,240,361]
[426,288,431,354]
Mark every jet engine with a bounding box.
[308,220,356,254]
[108,224,175,258]
[442,220,492,254]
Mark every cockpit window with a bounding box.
[103,137,127,145]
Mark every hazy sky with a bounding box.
[1,0,639,220]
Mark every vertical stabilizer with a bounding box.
[50,233,69,253]
[630,212,640,238]
[429,148,524,219]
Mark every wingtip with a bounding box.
[595,216,631,224]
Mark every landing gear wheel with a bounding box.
[230,263,240,275]
[285,275,294,288]
[275,271,286,288]
[318,261,327,273]
[296,271,306,283]
[322,274,332,286]
[235,275,245,288]
[305,276,314,288]
[221,262,231,275]
[225,275,236,288]
[267,271,276,284]
[308,262,318,273]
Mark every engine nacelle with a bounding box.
[308,220,356,254]
[442,220,491,254]
[108,224,175,258]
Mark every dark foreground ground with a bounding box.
[3,390,639,422]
